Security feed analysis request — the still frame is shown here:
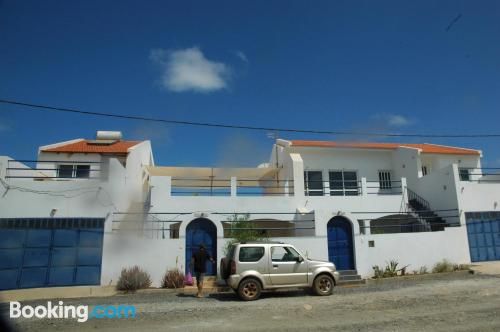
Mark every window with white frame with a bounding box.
[57,164,91,178]
[329,170,359,196]
[421,166,428,176]
[304,171,324,196]
[378,170,392,189]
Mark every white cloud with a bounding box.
[150,47,231,93]
[373,113,414,127]
[234,50,248,62]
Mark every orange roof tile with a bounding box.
[289,140,480,155]
[42,140,141,154]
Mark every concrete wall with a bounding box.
[458,181,500,212]
[100,224,471,284]
[355,226,470,277]
[415,164,460,223]
[296,147,393,183]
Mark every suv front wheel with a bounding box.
[313,274,334,296]
[238,278,262,301]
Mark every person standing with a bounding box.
[191,244,214,298]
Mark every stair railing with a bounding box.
[406,187,430,211]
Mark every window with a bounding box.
[239,247,265,262]
[304,171,323,196]
[378,170,392,189]
[459,168,470,181]
[329,171,359,196]
[76,165,91,178]
[421,166,428,176]
[271,246,301,262]
[57,165,91,179]
[57,165,73,178]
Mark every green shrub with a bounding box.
[372,260,401,278]
[116,266,152,291]
[161,269,185,289]
[432,260,455,273]
[224,214,264,255]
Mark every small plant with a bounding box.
[432,259,455,273]
[161,269,185,289]
[384,260,399,277]
[372,265,384,278]
[372,260,401,278]
[116,266,152,292]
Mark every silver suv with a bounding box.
[220,241,340,301]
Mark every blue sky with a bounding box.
[0,0,499,167]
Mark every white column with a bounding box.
[290,153,304,198]
[400,177,408,204]
[364,219,371,235]
[361,177,367,196]
[230,176,237,197]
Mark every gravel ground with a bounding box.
[2,272,500,332]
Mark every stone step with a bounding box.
[338,270,358,276]
[337,279,366,287]
[340,274,363,281]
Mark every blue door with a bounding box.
[327,217,354,270]
[185,219,217,275]
[466,217,500,262]
[0,218,104,290]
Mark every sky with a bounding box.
[0,0,499,167]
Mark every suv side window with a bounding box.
[271,246,300,262]
[239,246,265,262]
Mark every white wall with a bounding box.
[355,226,470,277]
[296,147,394,183]
[36,152,103,179]
[458,181,500,212]
[415,164,460,223]
[391,147,421,190]
[101,234,184,287]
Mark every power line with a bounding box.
[1,98,500,138]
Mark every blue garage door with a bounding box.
[466,212,500,262]
[0,218,104,290]
[327,217,355,270]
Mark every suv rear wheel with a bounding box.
[220,258,230,280]
[238,278,261,301]
[313,274,334,296]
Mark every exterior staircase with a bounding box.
[337,270,365,286]
[407,188,446,231]
[183,276,229,294]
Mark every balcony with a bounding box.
[2,159,103,181]
[146,166,293,197]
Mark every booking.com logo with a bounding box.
[10,301,136,322]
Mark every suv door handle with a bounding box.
[273,264,278,268]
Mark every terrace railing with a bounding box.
[169,177,294,197]
[4,159,103,181]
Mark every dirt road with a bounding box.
[3,272,500,332]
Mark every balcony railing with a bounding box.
[170,177,294,197]
[4,160,103,180]
[304,179,404,196]
[458,167,500,183]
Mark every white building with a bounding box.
[0,131,499,290]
